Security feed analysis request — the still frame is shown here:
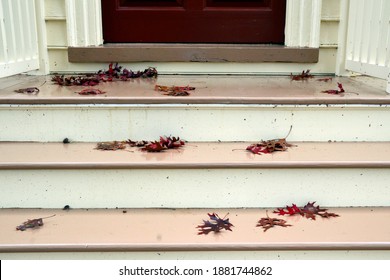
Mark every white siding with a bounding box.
[0,0,39,78]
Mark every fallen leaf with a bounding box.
[247,126,294,155]
[16,215,56,231]
[155,85,195,96]
[291,70,313,81]
[96,141,126,151]
[257,213,292,232]
[14,87,40,94]
[77,88,106,95]
[322,82,345,94]
[141,141,166,152]
[197,213,233,235]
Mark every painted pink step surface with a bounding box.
[0,208,389,252]
[0,75,389,104]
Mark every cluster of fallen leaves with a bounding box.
[51,63,158,87]
[155,85,195,96]
[95,136,185,152]
[291,70,350,96]
[246,127,294,155]
[197,202,339,234]
[16,215,56,231]
[274,201,339,220]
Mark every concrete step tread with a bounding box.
[0,75,389,105]
[1,141,390,169]
[1,207,389,252]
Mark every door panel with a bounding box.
[102,0,286,43]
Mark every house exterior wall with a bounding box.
[43,0,341,74]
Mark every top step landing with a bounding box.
[0,74,389,105]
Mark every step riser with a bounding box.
[2,169,389,208]
[1,105,390,142]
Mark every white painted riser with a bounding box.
[1,168,389,208]
[1,104,390,142]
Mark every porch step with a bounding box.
[1,141,389,208]
[0,208,389,259]
[1,75,390,142]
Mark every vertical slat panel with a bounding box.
[377,0,390,66]
[0,2,8,63]
[346,0,390,80]
[66,0,103,47]
[0,0,39,78]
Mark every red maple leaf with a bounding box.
[141,141,166,152]
[159,136,185,149]
[322,82,345,94]
[273,204,302,216]
[290,69,314,81]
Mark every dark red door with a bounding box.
[102,0,286,43]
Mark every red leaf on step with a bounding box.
[141,141,166,152]
[159,136,185,149]
[273,203,302,216]
[274,202,339,220]
[197,213,233,235]
[290,69,314,81]
[322,82,345,95]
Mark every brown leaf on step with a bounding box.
[155,85,195,96]
[14,87,40,94]
[77,88,106,95]
[197,213,233,235]
[290,69,314,81]
[256,215,292,232]
[301,202,339,220]
[16,215,56,231]
[247,126,294,155]
[126,140,150,147]
[317,77,333,82]
[96,141,127,151]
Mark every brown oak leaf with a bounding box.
[16,215,56,231]
[257,214,292,232]
[96,141,126,151]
